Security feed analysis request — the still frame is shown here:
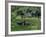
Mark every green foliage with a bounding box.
[11,6,41,17]
[11,6,41,31]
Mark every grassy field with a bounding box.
[11,16,41,31]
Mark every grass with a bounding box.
[11,16,41,31]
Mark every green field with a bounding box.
[11,17,41,31]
